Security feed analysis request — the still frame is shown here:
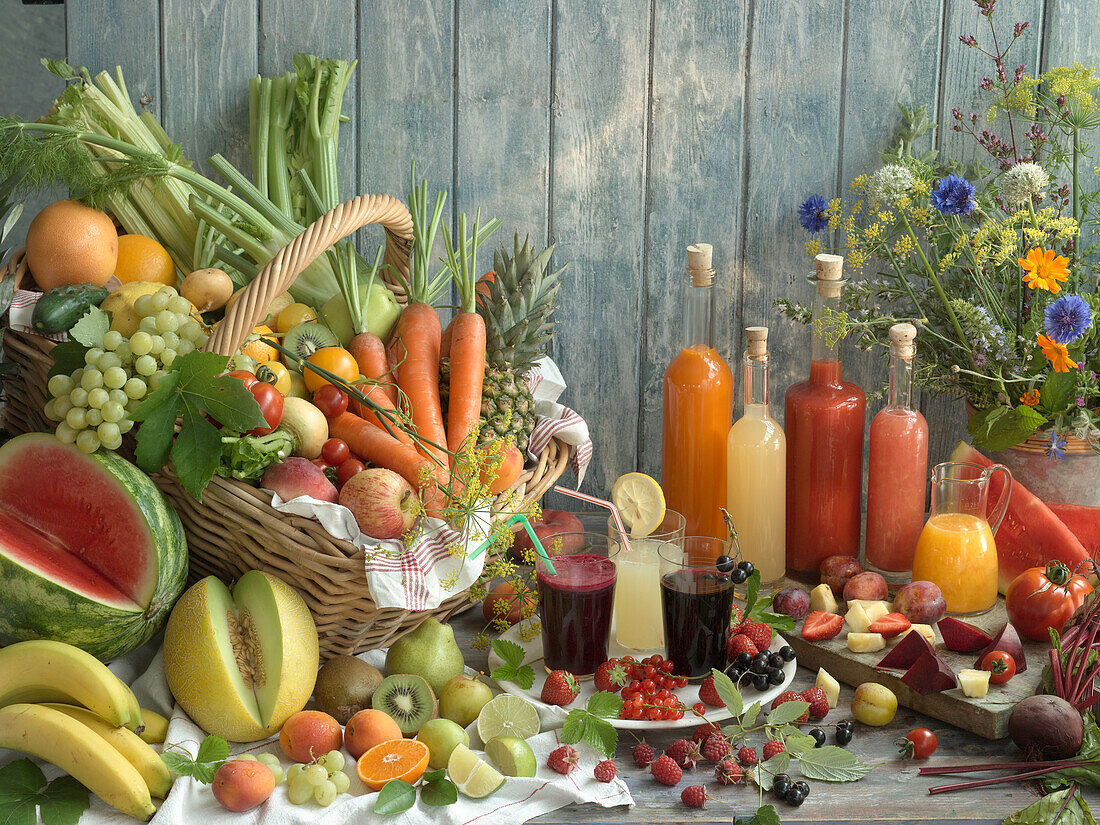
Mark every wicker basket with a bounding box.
[0,194,571,658]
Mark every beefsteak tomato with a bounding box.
[1005,562,1093,642]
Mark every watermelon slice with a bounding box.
[1047,502,1100,562]
[951,442,1092,593]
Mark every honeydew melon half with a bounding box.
[163,571,319,742]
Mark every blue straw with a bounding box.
[470,513,556,575]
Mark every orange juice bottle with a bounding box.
[662,243,733,544]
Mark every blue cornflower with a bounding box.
[799,195,829,233]
[1044,294,1091,344]
[931,175,977,216]
[1047,429,1067,461]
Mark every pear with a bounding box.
[385,618,466,695]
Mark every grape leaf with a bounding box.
[374,779,416,815]
[172,397,223,501]
[0,758,90,825]
[130,371,181,473]
[709,668,743,718]
[795,745,874,782]
[47,339,88,379]
[68,306,110,347]
[161,734,229,784]
[766,699,810,727]
[39,776,90,825]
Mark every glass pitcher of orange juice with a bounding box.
[911,461,1012,615]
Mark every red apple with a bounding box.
[339,467,420,539]
[819,555,863,596]
[511,509,585,561]
[261,456,338,503]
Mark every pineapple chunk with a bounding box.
[845,602,871,634]
[816,668,841,708]
[810,584,839,614]
[846,632,886,653]
[847,599,891,623]
[900,623,936,645]
[958,669,991,698]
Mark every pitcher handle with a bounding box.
[985,463,1013,534]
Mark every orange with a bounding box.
[241,325,279,363]
[113,234,177,286]
[304,346,359,393]
[25,199,118,289]
[356,738,430,791]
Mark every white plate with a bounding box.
[487,618,797,730]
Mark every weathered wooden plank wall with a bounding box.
[5,0,1096,504]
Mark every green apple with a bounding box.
[416,718,470,770]
[439,674,494,728]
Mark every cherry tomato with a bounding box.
[311,458,330,470]
[304,346,359,394]
[255,361,291,395]
[321,438,350,467]
[247,381,284,436]
[897,728,938,759]
[981,649,1017,685]
[227,369,257,389]
[313,384,349,419]
[1005,562,1094,642]
[336,458,366,487]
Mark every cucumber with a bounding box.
[31,284,111,335]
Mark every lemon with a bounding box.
[101,281,163,337]
[485,736,537,778]
[611,472,666,537]
[447,744,506,798]
[476,694,541,744]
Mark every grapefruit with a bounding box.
[24,200,118,290]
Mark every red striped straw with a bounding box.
[553,485,633,553]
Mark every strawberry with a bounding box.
[771,690,810,723]
[800,686,830,721]
[681,785,709,808]
[702,733,731,762]
[715,758,742,785]
[868,611,912,639]
[801,610,844,642]
[594,658,629,693]
[593,759,617,783]
[547,745,578,775]
[737,745,757,766]
[665,738,701,770]
[762,739,785,760]
[632,739,655,767]
[726,633,759,661]
[730,603,745,634]
[698,675,725,708]
[650,754,683,786]
[741,620,773,652]
[541,670,580,705]
[692,721,723,743]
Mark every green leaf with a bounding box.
[766,700,810,727]
[172,398,223,500]
[1003,787,1096,825]
[1041,370,1077,413]
[561,710,586,747]
[709,669,743,718]
[420,776,458,807]
[742,701,762,725]
[796,745,874,782]
[582,717,618,758]
[783,732,819,756]
[492,638,525,668]
[47,340,89,379]
[195,735,230,766]
[743,569,762,616]
[374,779,416,815]
[511,664,535,691]
[422,769,446,783]
[736,804,782,825]
[68,306,110,347]
[160,735,228,784]
[968,404,1047,451]
[132,376,181,474]
[489,639,534,689]
[195,374,268,432]
[0,759,90,825]
[39,776,91,825]
[586,691,624,720]
[129,369,180,420]
[756,611,797,631]
[750,752,789,791]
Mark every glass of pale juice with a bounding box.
[608,510,686,652]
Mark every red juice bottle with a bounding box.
[785,254,865,579]
[865,323,928,580]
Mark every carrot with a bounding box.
[440,315,456,360]
[393,302,450,468]
[349,383,414,446]
[445,312,485,453]
[350,332,398,406]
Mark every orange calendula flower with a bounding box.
[1020,247,1070,293]
[1038,334,1078,372]
[1020,388,1041,407]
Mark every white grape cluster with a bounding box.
[43,285,208,454]
[284,750,350,806]
[233,751,285,783]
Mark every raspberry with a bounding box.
[702,733,731,762]
[650,754,683,786]
[593,759,617,783]
[681,784,709,808]
[741,620,773,652]
[698,675,725,708]
[771,690,810,723]
[800,686,831,721]
[715,758,743,785]
[730,603,745,634]
[664,738,701,770]
[737,746,757,766]
[726,633,759,661]
[632,739,656,768]
[762,739,785,760]
[547,745,578,775]
[692,722,723,743]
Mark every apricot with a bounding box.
[279,710,343,763]
[212,760,276,812]
[482,581,537,626]
[344,708,404,759]
[481,443,524,494]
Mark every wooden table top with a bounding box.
[448,605,1095,824]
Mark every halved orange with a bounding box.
[356,738,430,791]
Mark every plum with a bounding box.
[772,587,811,620]
[842,571,888,602]
[893,581,947,624]
[819,555,863,596]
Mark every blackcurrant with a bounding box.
[779,645,796,662]
[751,653,770,673]
[809,728,826,747]
[786,787,806,806]
[752,673,770,691]
[726,665,744,681]
[731,567,749,584]
[735,651,753,668]
[767,652,785,669]
[767,667,785,685]
[715,554,736,573]
[793,781,810,797]
[836,720,855,733]
[772,774,792,798]
[835,727,853,746]
[737,560,755,577]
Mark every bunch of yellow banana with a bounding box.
[0,640,174,820]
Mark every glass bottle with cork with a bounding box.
[784,253,866,579]
[661,242,734,547]
[726,326,786,585]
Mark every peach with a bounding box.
[278,710,343,763]
[212,760,276,812]
[843,571,889,602]
[819,555,863,596]
[344,708,404,759]
[482,443,524,494]
[482,581,537,626]
[261,457,338,503]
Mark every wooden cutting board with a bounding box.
[778,595,1046,740]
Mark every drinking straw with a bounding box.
[469,513,556,575]
[553,485,633,554]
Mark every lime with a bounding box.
[611,472,666,537]
[476,694,541,744]
[485,735,537,778]
[447,744,506,798]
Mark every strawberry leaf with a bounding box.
[490,639,534,690]
[709,668,743,718]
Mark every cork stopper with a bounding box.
[890,322,917,359]
[745,326,768,358]
[686,242,715,287]
[815,253,844,298]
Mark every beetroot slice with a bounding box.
[974,622,1027,673]
[901,650,958,694]
[938,616,994,653]
[876,629,935,671]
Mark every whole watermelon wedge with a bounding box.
[1047,502,1100,561]
[951,442,1092,593]
[0,433,187,660]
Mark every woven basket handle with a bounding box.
[205,194,413,357]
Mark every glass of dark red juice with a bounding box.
[659,536,734,678]
[535,532,616,677]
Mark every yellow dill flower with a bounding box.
[893,235,913,256]
[938,250,960,272]
[850,174,868,193]
[864,222,883,242]
[472,634,491,651]
[877,210,894,224]
[439,569,461,591]
[909,205,934,224]
[851,199,864,215]
[804,238,823,259]
[517,620,542,642]
[1044,63,1100,113]
[912,178,931,196]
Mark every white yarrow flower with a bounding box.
[866,164,916,205]
[1001,162,1050,205]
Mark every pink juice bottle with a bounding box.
[865,323,929,580]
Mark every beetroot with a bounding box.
[937,617,993,653]
[1008,695,1083,759]
[876,629,935,671]
[901,650,958,694]
[974,622,1027,673]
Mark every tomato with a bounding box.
[247,382,284,436]
[312,384,350,419]
[321,438,350,467]
[227,369,257,389]
[336,458,365,487]
[311,458,329,470]
[981,650,1016,685]
[255,361,291,396]
[304,346,359,394]
[896,728,937,759]
[1005,562,1094,642]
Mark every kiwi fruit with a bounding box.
[314,655,384,724]
[371,674,437,735]
[283,321,338,362]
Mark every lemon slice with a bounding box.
[476,694,541,744]
[447,744,506,798]
[611,472,666,537]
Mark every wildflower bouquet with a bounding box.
[780,0,1100,455]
